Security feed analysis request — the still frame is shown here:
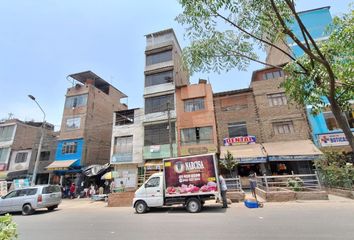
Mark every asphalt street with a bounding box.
[12,196,354,240]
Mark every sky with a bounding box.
[0,0,351,130]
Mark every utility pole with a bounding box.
[28,95,46,186]
[167,102,173,157]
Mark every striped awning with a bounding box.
[46,160,78,170]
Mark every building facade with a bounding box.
[266,6,354,152]
[110,108,144,189]
[48,71,127,186]
[176,80,218,157]
[142,29,189,177]
[0,119,56,184]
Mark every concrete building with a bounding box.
[266,6,354,152]
[0,119,56,184]
[110,108,144,189]
[47,71,127,186]
[142,29,189,177]
[176,79,218,157]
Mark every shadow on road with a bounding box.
[5,208,62,216]
[139,204,227,214]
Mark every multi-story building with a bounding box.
[142,29,189,177]
[47,71,127,185]
[110,108,144,189]
[266,6,354,152]
[176,79,218,157]
[215,66,322,186]
[0,119,56,184]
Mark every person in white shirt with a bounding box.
[219,175,228,208]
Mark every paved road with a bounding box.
[13,196,354,240]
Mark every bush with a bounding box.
[0,214,17,240]
[287,177,304,191]
[314,151,354,189]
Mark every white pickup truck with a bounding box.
[133,154,221,213]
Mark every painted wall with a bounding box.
[55,138,84,167]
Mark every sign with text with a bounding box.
[318,132,354,147]
[223,136,256,146]
[163,154,218,197]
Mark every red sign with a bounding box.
[223,136,256,146]
[163,154,218,197]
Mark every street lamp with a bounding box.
[28,95,46,186]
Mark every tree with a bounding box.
[220,150,238,177]
[177,0,354,153]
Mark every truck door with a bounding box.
[144,176,163,207]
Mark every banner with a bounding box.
[224,136,256,146]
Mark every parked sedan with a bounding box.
[0,185,62,215]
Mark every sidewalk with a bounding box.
[60,198,107,209]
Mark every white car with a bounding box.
[0,185,62,215]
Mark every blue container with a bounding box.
[244,200,259,208]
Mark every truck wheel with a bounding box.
[186,198,201,213]
[135,201,148,214]
[22,204,34,215]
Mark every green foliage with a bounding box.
[283,9,354,114]
[314,151,354,189]
[176,0,292,74]
[287,177,304,191]
[220,150,238,177]
[0,214,18,240]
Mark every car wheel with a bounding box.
[22,204,34,215]
[186,198,201,213]
[135,201,147,214]
[47,205,58,211]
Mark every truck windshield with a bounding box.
[146,177,160,188]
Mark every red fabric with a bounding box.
[70,185,75,193]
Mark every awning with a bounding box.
[46,160,78,170]
[263,140,323,161]
[6,170,28,180]
[220,144,267,163]
[83,163,110,177]
[144,160,163,167]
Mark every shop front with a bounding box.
[220,143,268,188]
[262,140,323,175]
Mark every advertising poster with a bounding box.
[164,154,218,197]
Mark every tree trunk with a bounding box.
[328,97,354,156]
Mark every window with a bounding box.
[323,111,354,130]
[145,177,160,188]
[267,93,287,106]
[146,50,172,66]
[145,94,174,114]
[40,151,50,161]
[181,126,213,145]
[4,190,19,199]
[184,98,205,112]
[263,70,284,80]
[66,117,81,129]
[0,125,15,142]
[18,188,37,196]
[113,136,133,162]
[144,122,176,146]
[65,94,88,109]
[273,121,294,134]
[145,71,173,87]
[0,147,10,163]
[61,142,78,154]
[15,152,28,163]
[228,122,248,137]
[115,110,134,125]
[42,185,60,194]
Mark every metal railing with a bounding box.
[255,172,322,192]
[225,177,243,191]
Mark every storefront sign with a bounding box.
[268,155,321,161]
[180,146,217,156]
[318,132,353,147]
[224,136,256,146]
[235,157,267,164]
[150,145,161,153]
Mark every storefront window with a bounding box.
[323,111,354,130]
[228,122,248,137]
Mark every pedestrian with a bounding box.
[89,184,95,197]
[219,174,228,208]
[249,173,257,198]
[110,181,115,193]
[69,183,76,199]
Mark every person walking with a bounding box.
[219,175,228,208]
[69,183,76,199]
